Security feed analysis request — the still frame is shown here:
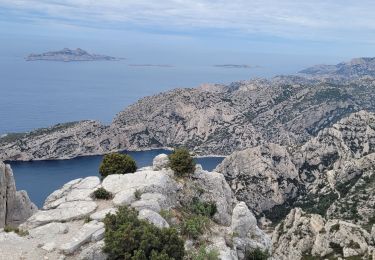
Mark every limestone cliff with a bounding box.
[216,111,375,233]
[0,161,37,228]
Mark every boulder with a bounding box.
[78,240,107,260]
[195,171,234,226]
[231,202,271,258]
[138,209,169,228]
[60,220,104,255]
[90,208,117,221]
[152,153,169,170]
[44,177,100,209]
[24,201,97,228]
[0,161,37,228]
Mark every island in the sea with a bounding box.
[25,48,120,62]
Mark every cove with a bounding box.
[9,149,224,208]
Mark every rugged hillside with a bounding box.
[215,110,375,259]
[300,57,375,79]
[2,58,375,161]
[216,111,375,245]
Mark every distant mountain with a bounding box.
[299,57,375,79]
[25,48,119,62]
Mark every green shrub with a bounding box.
[134,189,142,200]
[92,187,113,200]
[244,247,270,260]
[188,245,220,260]
[180,215,210,239]
[189,197,217,218]
[168,148,195,177]
[103,206,185,260]
[99,153,137,178]
[4,226,29,236]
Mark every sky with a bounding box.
[0,1,374,66]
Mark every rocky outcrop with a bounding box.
[0,161,37,228]
[0,154,271,259]
[216,111,375,229]
[215,143,299,215]
[3,58,375,161]
[272,208,375,259]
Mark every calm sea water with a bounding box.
[0,56,275,135]
[10,149,224,208]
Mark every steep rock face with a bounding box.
[215,143,299,215]
[3,57,375,161]
[0,161,37,228]
[272,208,374,259]
[216,111,375,228]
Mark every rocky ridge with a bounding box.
[0,155,271,260]
[2,58,375,161]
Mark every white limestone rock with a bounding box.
[60,220,104,255]
[215,143,299,215]
[43,177,100,209]
[112,189,136,206]
[24,201,97,228]
[0,161,37,228]
[78,240,107,260]
[231,202,271,258]
[90,208,117,221]
[152,153,169,170]
[138,209,169,228]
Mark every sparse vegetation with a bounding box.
[134,189,142,200]
[168,148,195,177]
[99,153,137,177]
[244,247,270,260]
[3,226,29,236]
[92,187,113,200]
[187,245,220,260]
[180,214,210,239]
[103,206,185,260]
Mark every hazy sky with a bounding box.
[0,1,374,64]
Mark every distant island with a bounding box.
[25,48,120,62]
[214,64,260,69]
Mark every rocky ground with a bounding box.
[215,110,375,259]
[2,58,375,161]
[0,155,271,260]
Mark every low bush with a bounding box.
[187,245,219,260]
[92,187,113,200]
[103,206,185,260]
[189,197,217,218]
[4,226,29,236]
[180,215,210,239]
[99,153,137,178]
[244,247,270,260]
[168,148,195,177]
